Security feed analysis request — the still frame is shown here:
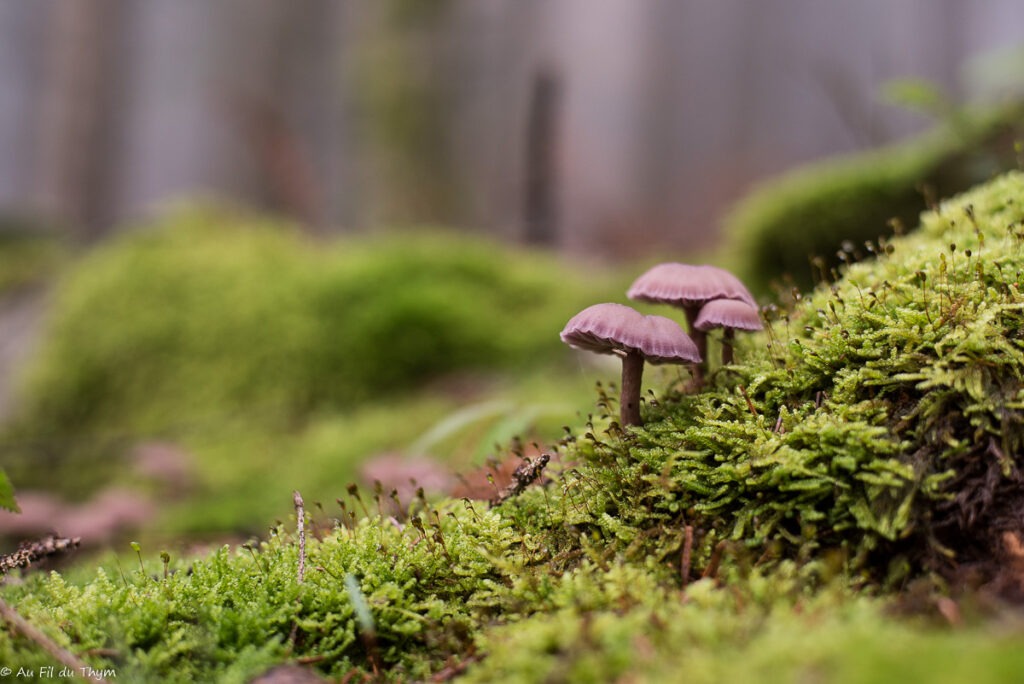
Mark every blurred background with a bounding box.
[3,1,1023,249]
[2,1,1024,556]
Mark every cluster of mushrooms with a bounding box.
[560,263,762,427]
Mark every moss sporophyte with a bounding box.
[7,173,1024,680]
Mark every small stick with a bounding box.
[936,597,962,627]
[489,454,551,507]
[680,525,694,589]
[339,670,373,684]
[738,386,759,417]
[431,652,483,682]
[0,535,80,575]
[0,596,108,683]
[293,490,306,585]
[701,540,727,580]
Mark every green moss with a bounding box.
[549,171,1024,581]
[8,174,1024,678]
[470,575,1024,684]
[0,470,15,513]
[3,204,604,499]
[3,500,520,682]
[18,206,590,430]
[146,369,596,536]
[155,397,451,535]
[725,103,1024,294]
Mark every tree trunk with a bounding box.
[523,69,561,246]
[34,0,122,240]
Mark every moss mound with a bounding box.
[1,507,519,681]
[3,205,600,494]
[725,104,1024,294]
[576,170,1024,585]
[7,174,1024,679]
[17,206,590,430]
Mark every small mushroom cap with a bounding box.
[694,298,764,332]
[560,302,701,364]
[641,314,702,364]
[627,263,756,309]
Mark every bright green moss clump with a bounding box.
[725,104,1024,294]
[7,174,1024,679]
[3,204,603,497]
[2,502,520,682]
[15,206,592,433]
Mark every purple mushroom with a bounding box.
[560,303,700,426]
[627,263,757,379]
[694,298,763,365]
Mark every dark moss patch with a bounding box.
[725,103,1024,294]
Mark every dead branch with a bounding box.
[489,454,551,507]
[0,535,80,575]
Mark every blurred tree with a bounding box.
[231,0,339,232]
[523,69,561,246]
[34,0,125,240]
[349,0,459,227]
[0,0,1020,251]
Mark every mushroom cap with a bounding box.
[694,298,764,332]
[560,302,701,364]
[627,263,756,309]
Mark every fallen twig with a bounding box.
[701,540,728,580]
[0,535,80,575]
[738,386,759,417]
[431,651,482,682]
[680,525,694,589]
[489,454,550,507]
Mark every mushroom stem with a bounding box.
[722,328,735,365]
[620,351,645,426]
[684,305,706,387]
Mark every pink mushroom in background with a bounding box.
[694,298,763,365]
[560,302,700,426]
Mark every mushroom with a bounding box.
[560,303,700,426]
[693,298,763,365]
[627,263,756,378]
